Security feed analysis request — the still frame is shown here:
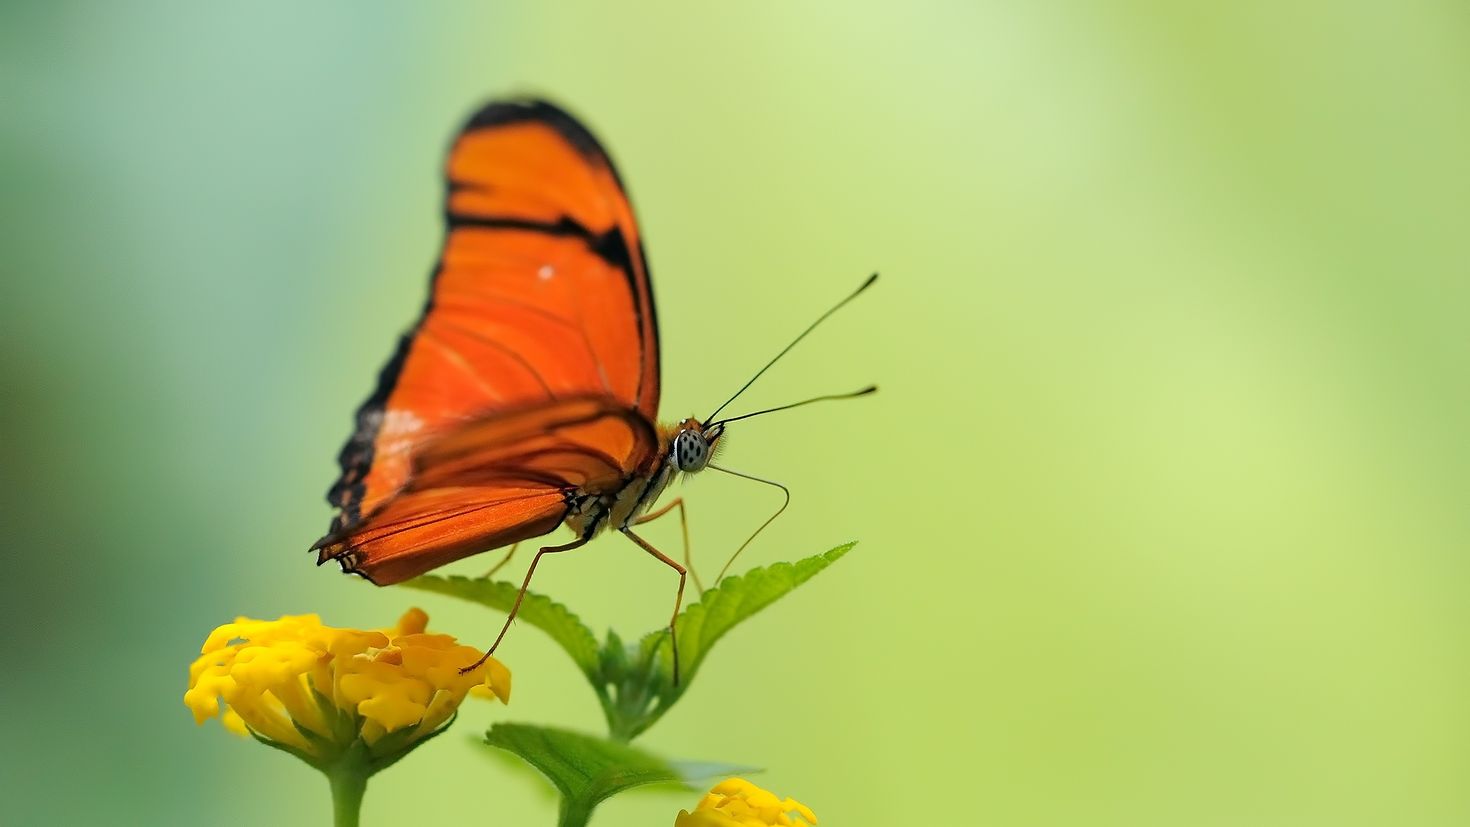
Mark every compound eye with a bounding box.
[674,430,709,472]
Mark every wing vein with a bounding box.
[356,491,566,546]
[431,316,558,397]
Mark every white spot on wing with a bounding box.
[379,409,426,454]
[382,409,425,437]
[537,265,555,281]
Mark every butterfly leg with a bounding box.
[460,534,591,675]
[634,498,704,596]
[620,527,688,686]
[481,542,520,579]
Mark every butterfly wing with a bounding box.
[316,99,661,580]
[316,397,659,584]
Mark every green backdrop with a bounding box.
[3,2,1467,824]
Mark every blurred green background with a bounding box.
[3,2,1468,825]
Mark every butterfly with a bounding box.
[311,99,874,678]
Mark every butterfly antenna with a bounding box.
[706,272,878,422]
[710,385,877,428]
[707,463,791,584]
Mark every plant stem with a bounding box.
[607,712,639,744]
[558,796,595,827]
[325,747,371,827]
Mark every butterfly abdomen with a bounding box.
[564,451,676,541]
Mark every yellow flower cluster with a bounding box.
[676,778,818,827]
[184,608,509,763]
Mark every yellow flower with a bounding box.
[676,778,818,827]
[184,608,510,765]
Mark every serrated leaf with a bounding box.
[484,723,752,825]
[650,541,857,684]
[400,575,601,678]
[401,544,859,744]
[596,542,856,740]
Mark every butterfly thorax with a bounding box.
[561,416,722,540]
[563,461,675,539]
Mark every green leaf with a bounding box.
[399,575,602,678]
[400,543,859,744]
[599,542,857,740]
[655,541,857,684]
[484,723,752,827]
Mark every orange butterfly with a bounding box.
[311,99,873,678]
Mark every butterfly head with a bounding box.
[671,418,724,473]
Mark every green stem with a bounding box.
[558,796,595,827]
[606,710,639,744]
[324,747,371,827]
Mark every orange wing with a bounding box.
[315,99,661,581]
[317,397,659,585]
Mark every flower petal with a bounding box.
[185,609,508,764]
